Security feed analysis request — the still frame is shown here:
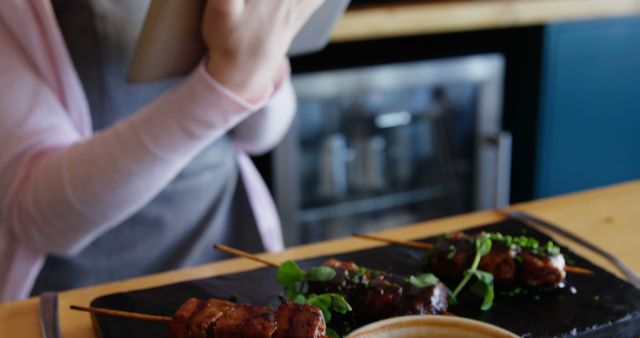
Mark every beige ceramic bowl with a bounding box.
[346,315,519,338]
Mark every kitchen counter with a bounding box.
[332,0,640,42]
[1,180,639,337]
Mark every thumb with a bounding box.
[206,0,245,22]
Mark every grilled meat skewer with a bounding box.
[307,259,449,322]
[212,244,449,331]
[427,232,566,288]
[169,298,327,338]
[520,250,566,287]
[353,232,589,281]
[213,245,450,320]
[71,300,328,338]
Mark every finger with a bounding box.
[296,0,326,14]
[207,0,245,22]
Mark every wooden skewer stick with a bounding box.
[213,244,280,268]
[352,233,593,275]
[353,233,434,251]
[564,265,593,275]
[70,305,172,322]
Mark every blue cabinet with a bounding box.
[536,16,640,197]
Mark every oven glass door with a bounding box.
[275,55,505,245]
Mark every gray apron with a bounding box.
[31,0,263,294]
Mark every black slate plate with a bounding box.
[91,219,640,337]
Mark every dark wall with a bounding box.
[536,15,640,197]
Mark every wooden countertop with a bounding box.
[1,180,639,337]
[332,0,640,42]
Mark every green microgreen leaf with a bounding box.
[277,260,304,288]
[286,284,302,301]
[489,232,561,256]
[306,294,332,322]
[482,286,495,311]
[408,273,439,288]
[326,328,340,338]
[276,260,352,335]
[356,267,368,277]
[545,241,561,256]
[328,293,353,314]
[469,278,495,311]
[307,294,331,309]
[451,235,495,311]
[473,270,494,285]
[303,292,353,324]
[306,266,336,282]
[291,293,306,304]
[476,234,492,256]
[446,244,457,259]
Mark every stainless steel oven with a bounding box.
[274,54,509,245]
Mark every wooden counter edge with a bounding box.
[331,0,640,42]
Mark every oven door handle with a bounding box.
[486,131,512,208]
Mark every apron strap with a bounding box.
[235,149,284,252]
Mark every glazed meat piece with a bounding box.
[273,303,326,338]
[427,232,474,281]
[360,274,405,319]
[520,250,566,287]
[307,259,449,322]
[168,299,327,338]
[187,299,235,338]
[405,281,449,315]
[323,258,360,271]
[168,298,207,338]
[214,304,277,338]
[359,270,448,319]
[306,260,368,303]
[478,243,516,284]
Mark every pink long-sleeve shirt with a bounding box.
[0,0,294,302]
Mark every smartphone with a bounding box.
[127,0,350,83]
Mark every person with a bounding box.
[0,0,324,302]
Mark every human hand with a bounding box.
[202,0,325,99]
